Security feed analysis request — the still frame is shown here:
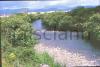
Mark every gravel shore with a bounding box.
[34,43,98,67]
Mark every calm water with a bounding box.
[32,19,100,65]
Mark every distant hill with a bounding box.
[0,5,98,15]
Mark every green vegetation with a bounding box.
[1,14,61,67]
[83,13,100,46]
[1,6,100,67]
[41,6,100,46]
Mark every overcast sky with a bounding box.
[0,0,100,10]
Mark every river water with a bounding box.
[32,19,100,66]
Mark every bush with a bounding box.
[1,14,61,67]
[83,13,100,45]
[1,14,37,47]
[1,14,38,67]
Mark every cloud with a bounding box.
[79,0,100,6]
[0,0,100,10]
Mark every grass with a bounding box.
[37,52,61,67]
[2,52,61,67]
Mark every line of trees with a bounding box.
[41,6,100,46]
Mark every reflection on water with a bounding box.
[32,20,43,30]
[32,19,100,65]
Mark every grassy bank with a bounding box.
[1,14,61,67]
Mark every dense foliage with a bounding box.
[1,14,36,47]
[1,14,37,66]
[1,14,61,67]
[41,6,100,45]
[83,13,100,45]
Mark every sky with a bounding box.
[0,0,100,11]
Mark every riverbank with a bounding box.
[34,43,100,66]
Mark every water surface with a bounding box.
[32,19,100,65]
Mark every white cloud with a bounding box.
[1,6,20,9]
[0,0,100,10]
[79,0,100,6]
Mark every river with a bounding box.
[33,19,100,66]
